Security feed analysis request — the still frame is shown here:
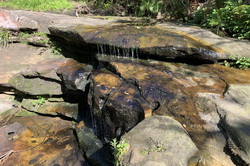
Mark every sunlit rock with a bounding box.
[88,69,153,140]
[121,116,199,166]
[49,24,227,62]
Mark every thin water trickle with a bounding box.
[96,44,139,60]
[89,107,98,135]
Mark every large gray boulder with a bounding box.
[121,115,199,166]
[197,85,250,165]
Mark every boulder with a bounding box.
[121,115,199,166]
[196,93,236,166]
[57,60,93,92]
[218,85,250,164]
[88,69,153,140]
[0,9,38,31]
[196,85,250,165]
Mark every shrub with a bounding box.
[86,0,190,20]
[110,138,128,166]
[194,0,250,39]
[0,29,9,48]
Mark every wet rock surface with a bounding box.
[88,68,153,140]
[21,98,79,120]
[95,55,250,165]
[1,9,250,166]
[49,25,226,62]
[97,55,226,144]
[0,116,86,166]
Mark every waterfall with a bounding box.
[96,44,139,59]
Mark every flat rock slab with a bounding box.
[10,10,113,33]
[158,23,250,58]
[0,115,86,166]
[21,98,79,120]
[49,24,227,62]
[4,10,249,59]
[8,58,92,95]
[0,43,60,86]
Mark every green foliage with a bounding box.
[223,56,250,69]
[0,0,72,11]
[110,138,128,166]
[137,0,163,17]
[51,45,62,55]
[194,0,250,39]
[18,31,49,45]
[32,96,46,107]
[85,0,189,20]
[0,29,9,48]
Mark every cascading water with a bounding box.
[97,44,139,59]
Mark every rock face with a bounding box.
[121,116,199,166]
[1,9,250,166]
[49,25,226,62]
[88,68,153,140]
